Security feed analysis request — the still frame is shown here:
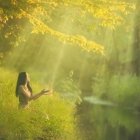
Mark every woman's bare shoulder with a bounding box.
[19,85,25,90]
[19,85,24,88]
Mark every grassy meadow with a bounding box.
[0,68,78,140]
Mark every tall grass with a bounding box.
[0,68,77,140]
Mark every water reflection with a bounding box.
[76,97,140,140]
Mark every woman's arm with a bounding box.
[30,89,50,100]
[19,86,50,101]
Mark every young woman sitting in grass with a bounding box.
[16,72,50,109]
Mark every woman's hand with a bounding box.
[44,89,53,95]
[40,89,50,94]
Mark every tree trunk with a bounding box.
[131,0,140,75]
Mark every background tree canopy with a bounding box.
[0,0,135,55]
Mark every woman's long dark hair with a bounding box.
[15,72,32,97]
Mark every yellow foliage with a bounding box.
[21,10,104,54]
[0,0,135,54]
[11,0,17,5]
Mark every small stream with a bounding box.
[76,96,140,140]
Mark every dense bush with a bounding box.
[54,71,82,105]
[93,74,140,109]
[0,68,77,140]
